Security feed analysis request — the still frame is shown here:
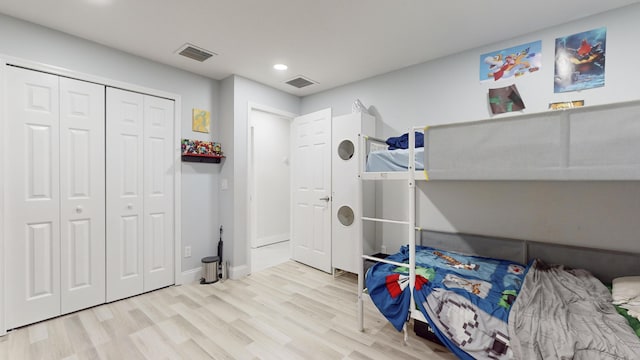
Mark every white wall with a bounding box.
[0,13,221,272]
[301,3,640,254]
[219,76,235,267]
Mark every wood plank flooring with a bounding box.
[0,261,456,360]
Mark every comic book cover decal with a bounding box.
[480,41,541,82]
[488,84,526,114]
[554,27,606,93]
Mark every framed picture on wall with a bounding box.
[192,108,211,133]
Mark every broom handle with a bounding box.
[218,225,223,261]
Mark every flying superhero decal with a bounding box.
[480,41,542,82]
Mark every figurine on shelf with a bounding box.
[181,138,223,158]
[213,142,222,156]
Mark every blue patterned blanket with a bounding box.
[366,245,526,360]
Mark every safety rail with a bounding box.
[358,127,428,181]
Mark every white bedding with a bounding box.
[366,148,425,172]
[613,276,640,305]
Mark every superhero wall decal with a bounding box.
[554,27,606,93]
[480,41,542,83]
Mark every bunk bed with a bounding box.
[356,99,640,359]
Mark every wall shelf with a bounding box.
[181,154,225,163]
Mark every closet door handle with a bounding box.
[127,203,134,210]
[319,196,330,202]
[75,205,83,214]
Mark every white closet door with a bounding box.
[106,88,144,302]
[59,78,106,314]
[5,67,61,328]
[142,95,174,292]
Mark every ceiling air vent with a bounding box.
[285,76,316,89]
[176,43,216,62]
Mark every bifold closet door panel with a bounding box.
[106,87,145,302]
[5,67,61,329]
[59,78,106,314]
[142,95,175,292]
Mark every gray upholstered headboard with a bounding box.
[419,230,640,284]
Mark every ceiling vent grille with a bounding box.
[176,43,216,62]
[285,76,316,89]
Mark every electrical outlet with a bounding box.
[184,246,192,258]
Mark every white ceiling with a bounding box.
[0,0,638,96]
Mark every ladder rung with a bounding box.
[362,255,406,268]
[361,216,409,225]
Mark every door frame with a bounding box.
[0,55,183,335]
[0,60,5,336]
[246,102,297,273]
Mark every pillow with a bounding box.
[620,303,640,320]
[612,276,640,305]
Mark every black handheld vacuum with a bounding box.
[200,225,225,284]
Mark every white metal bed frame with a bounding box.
[356,100,640,339]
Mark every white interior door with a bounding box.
[142,95,174,292]
[60,77,106,314]
[5,66,61,328]
[106,87,144,302]
[291,108,332,273]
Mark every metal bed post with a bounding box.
[357,133,365,332]
[408,128,417,327]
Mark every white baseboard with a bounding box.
[181,264,248,283]
[253,233,289,248]
[229,264,249,279]
[179,267,203,285]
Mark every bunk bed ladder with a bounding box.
[357,129,420,334]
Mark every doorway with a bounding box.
[248,105,295,273]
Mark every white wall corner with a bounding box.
[229,264,250,279]
[180,267,203,285]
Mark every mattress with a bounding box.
[365,148,425,172]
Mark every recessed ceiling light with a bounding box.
[273,64,288,71]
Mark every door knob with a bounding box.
[75,205,83,214]
[127,203,134,210]
[319,196,330,201]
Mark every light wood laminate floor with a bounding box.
[0,261,455,360]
